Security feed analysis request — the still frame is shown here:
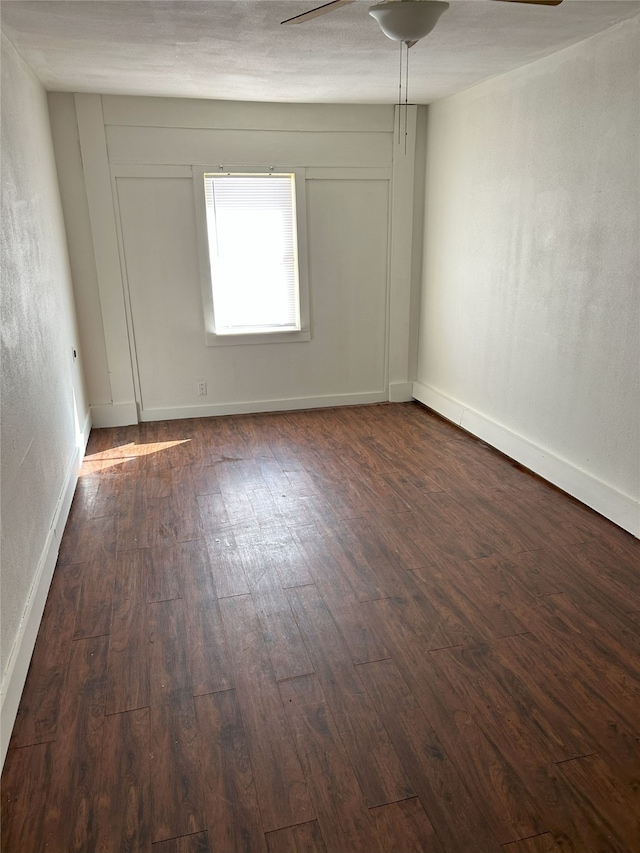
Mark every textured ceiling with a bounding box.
[2,0,638,104]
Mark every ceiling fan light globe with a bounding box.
[369,0,449,43]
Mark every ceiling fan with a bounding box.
[282,0,563,47]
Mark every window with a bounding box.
[193,167,310,345]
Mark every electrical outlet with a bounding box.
[197,381,207,396]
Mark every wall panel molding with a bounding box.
[74,94,137,409]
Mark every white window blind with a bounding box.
[203,173,301,335]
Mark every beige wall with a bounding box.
[415,18,640,535]
[1,34,89,763]
[49,96,423,425]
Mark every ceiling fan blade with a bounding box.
[491,0,563,5]
[281,0,356,26]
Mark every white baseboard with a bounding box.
[140,391,389,422]
[0,409,91,770]
[90,401,138,428]
[389,382,414,403]
[412,382,639,538]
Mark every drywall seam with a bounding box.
[139,391,389,422]
[413,382,639,538]
[0,409,91,770]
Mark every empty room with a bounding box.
[1,1,639,851]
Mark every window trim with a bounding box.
[193,165,311,346]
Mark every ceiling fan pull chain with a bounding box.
[405,40,409,155]
[397,39,403,144]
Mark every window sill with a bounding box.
[205,329,311,347]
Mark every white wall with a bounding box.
[49,95,423,425]
[0,34,90,765]
[415,18,640,536]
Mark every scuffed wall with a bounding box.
[1,35,87,708]
[417,18,639,521]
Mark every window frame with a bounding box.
[193,165,311,346]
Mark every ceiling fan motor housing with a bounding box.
[369,0,450,43]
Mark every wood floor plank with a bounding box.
[422,644,630,851]
[70,471,100,516]
[524,593,640,721]
[563,538,640,613]
[150,690,206,843]
[265,821,328,853]
[185,598,233,696]
[495,550,565,599]
[556,753,640,849]
[191,462,222,496]
[198,493,231,533]
[0,742,58,853]
[116,474,149,551]
[298,494,351,535]
[377,566,460,651]
[149,598,191,697]
[145,467,174,500]
[92,470,127,517]
[370,797,444,853]
[215,458,270,494]
[284,467,321,497]
[407,568,474,647]
[288,585,415,808]
[345,512,431,570]
[58,513,118,565]
[464,495,551,553]
[256,456,292,495]
[415,656,544,844]
[49,635,109,853]
[106,550,151,715]
[501,834,563,853]
[114,544,151,602]
[294,527,389,664]
[219,594,315,832]
[433,640,593,764]
[412,557,528,641]
[239,543,315,681]
[169,539,233,694]
[324,533,390,602]
[170,465,205,543]
[246,487,287,528]
[4,403,639,853]
[492,633,640,764]
[279,674,384,853]
[356,658,502,853]
[9,563,81,747]
[96,707,151,853]
[73,556,117,639]
[177,538,218,601]
[404,490,500,561]
[147,544,183,602]
[194,690,267,853]
[264,536,315,588]
[221,490,257,528]
[146,496,180,548]
[152,832,211,853]
[363,597,543,844]
[204,534,250,597]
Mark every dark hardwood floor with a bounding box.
[2,402,639,853]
